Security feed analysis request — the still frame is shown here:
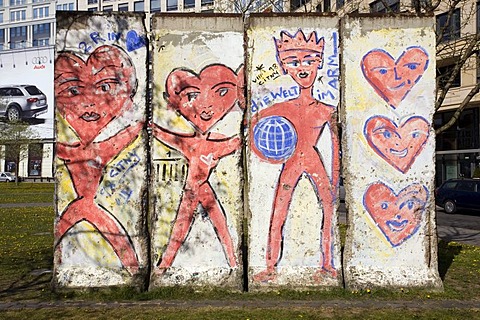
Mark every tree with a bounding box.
[0,120,39,184]
[216,0,480,135]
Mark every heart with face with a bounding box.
[164,64,244,134]
[361,47,429,109]
[55,45,137,144]
[364,115,430,173]
[364,182,428,247]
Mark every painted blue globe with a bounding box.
[253,116,297,162]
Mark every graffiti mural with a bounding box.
[54,12,148,288]
[247,17,341,289]
[342,16,442,289]
[150,16,244,289]
[151,64,244,271]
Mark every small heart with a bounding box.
[364,115,429,173]
[364,182,428,247]
[361,47,429,109]
[200,153,213,165]
[126,30,146,52]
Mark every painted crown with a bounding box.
[275,30,325,53]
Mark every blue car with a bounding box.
[435,178,480,214]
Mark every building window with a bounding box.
[335,0,344,9]
[0,0,3,7]
[88,6,97,11]
[290,0,311,11]
[28,144,43,176]
[150,0,160,11]
[33,23,50,46]
[200,0,212,6]
[370,0,399,13]
[167,0,177,10]
[10,10,26,22]
[0,29,4,50]
[118,2,129,10]
[436,8,461,42]
[435,108,479,151]
[477,1,480,32]
[184,0,194,8]
[0,12,3,23]
[10,0,26,6]
[437,63,461,88]
[33,6,49,18]
[33,38,48,46]
[9,26,27,49]
[103,5,113,11]
[134,0,144,11]
[323,0,330,12]
[87,0,98,4]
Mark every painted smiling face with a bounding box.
[364,115,429,173]
[165,64,243,134]
[364,182,428,247]
[278,50,323,89]
[361,47,429,108]
[55,45,136,143]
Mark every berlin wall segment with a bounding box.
[53,12,149,289]
[341,15,443,290]
[246,15,342,291]
[53,12,442,292]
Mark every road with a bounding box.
[338,203,480,246]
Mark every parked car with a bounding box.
[435,178,480,214]
[0,85,48,122]
[0,172,15,182]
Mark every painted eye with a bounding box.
[287,61,300,68]
[405,63,418,70]
[69,87,80,96]
[412,131,420,138]
[408,201,414,209]
[302,60,314,66]
[378,69,388,75]
[218,88,229,97]
[381,202,388,209]
[100,83,111,92]
[187,92,199,102]
[383,130,392,139]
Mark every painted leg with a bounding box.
[200,183,237,268]
[254,165,301,282]
[157,189,197,270]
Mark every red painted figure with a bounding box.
[151,64,244,271]
[251,30,340,281]
[54,45,143,274]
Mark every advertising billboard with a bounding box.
[0,46,54,139]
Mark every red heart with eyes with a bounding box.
[165,64,244,134]
[361,47,429,109]
[364,115,430,173]
[55,45,136,144]
[364,182,428,247]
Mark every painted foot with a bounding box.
[313,266,337,283]
[253,269,277,282]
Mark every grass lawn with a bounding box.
[0,189,479,319]
[0,183,54,204]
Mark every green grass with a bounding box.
[0,183,54,204]
[0,198,479,318]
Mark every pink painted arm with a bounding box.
[150,121,193,151]
[100,121,144,159]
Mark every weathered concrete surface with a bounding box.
[341,15,442,290]
[149,15,245,290]
[246,15,342,290]
[53,12,148,288]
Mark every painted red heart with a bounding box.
[361,47,429,109]
[364,115,430,173]
[55,45,136,144]
[364,182,428,247]
[164,64,244,134]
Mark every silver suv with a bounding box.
[0,85,48,122]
